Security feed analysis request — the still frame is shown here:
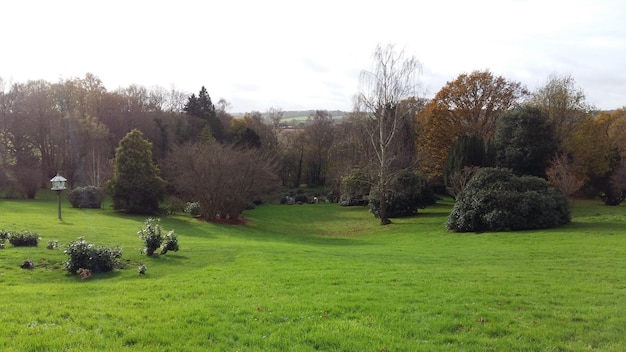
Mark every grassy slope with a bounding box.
[0,193,625,351]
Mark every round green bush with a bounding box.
[369,169,436,218]
[67,186,105,209]
[64,237,122,274]
[446,168,570,232]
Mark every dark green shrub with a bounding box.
[64,237,122,274]
[108,129,166,214]
[293,190,308,204]
[67,186,105,208]
[369,169,436,218]
[340,168,372,206]
[447,168,570,232]
[8,231,40,247]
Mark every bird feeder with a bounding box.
[50,174,67,191]
[50,174,67,220]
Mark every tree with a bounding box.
[108,129,165,213]
[267,106,284,132]
[303,110,334,186]
[443,135,494,191]
[530,74,593,144]
[368,169,435,218]
[417,70,528,180]
[354,44,422,225]
[494,105,558,177]
[546,153,584,200]
[165,142,280,221]
[184,87,225,142]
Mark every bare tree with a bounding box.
[166,142,280,221]
[267,106,284,132]
[353,44,422,225]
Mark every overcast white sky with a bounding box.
[1,0,625,112]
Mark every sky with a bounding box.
[1,0,625,112]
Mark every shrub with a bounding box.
[184,201,201,217]
[447,168,570,232]
[138,218,163,256]
[160,231,179,254]
[67,186,105,209]
[8,231,40,247]
[64,237,122,274]
[46,240,59,250]
[138,218,178,256]
[369,169,436,218]
[0,230,8,249]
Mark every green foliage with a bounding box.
[8,230,40,247]
[108,129,166,214]
[138,218,178,256]
[340,168,371,205]
[447,168,570,232]
[64,237,122,274]
[184,86,225,142]
[67,186,105,209]
[495,105,558,177]
[443,135,494,189]
[369,169,435,218]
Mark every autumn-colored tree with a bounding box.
[546,153,584,200]
[566,114,624,205]
[417,70,528,180]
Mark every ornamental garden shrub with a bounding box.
[138,218,178,256]
[8,231,40,247]
[67,186,105,209]
[64,237,122,274]
[446,168,570,232]
[369,169,436,218]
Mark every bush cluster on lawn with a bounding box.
[138,218,179,256]
[369,169,436,218]
[6,231,40,247]
[67,186,105,209]
[447,168,570,232]
[64,237,122,274]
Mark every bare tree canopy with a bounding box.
[353,44,423,225]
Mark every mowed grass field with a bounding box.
[0,191,625,351]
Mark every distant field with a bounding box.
[0,192,625,351]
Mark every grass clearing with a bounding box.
[1,192,625,351]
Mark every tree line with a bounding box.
[1,45,625,223]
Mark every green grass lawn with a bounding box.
[1,192,625,351]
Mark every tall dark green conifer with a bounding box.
[108,129,165,213]
[184,87,224,142]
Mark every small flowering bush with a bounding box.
[47,240,59,250]
[161,230,179,254]
[138,218,163,256]
[64,237,122,274]
[184,201,201,217]
[138,218,179,256]
[8,231,40,247]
